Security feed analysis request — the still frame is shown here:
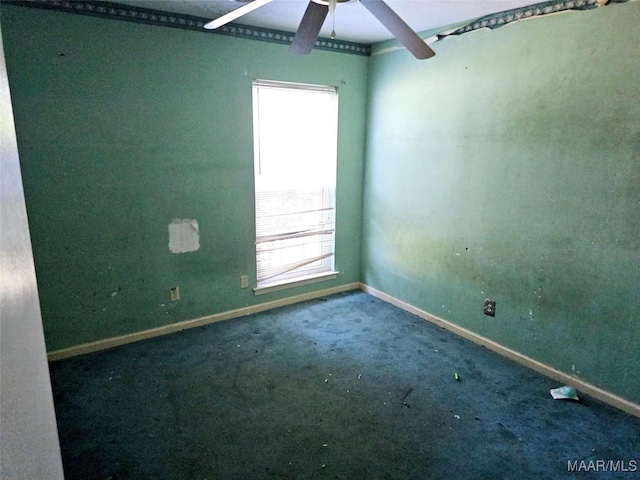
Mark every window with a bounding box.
[252,80,338,292]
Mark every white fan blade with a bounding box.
[361,0,435,59]
[204,0,274,30]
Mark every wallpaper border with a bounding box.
[1,0,372,56]
[3,0,631,56]
[436,0,629,41]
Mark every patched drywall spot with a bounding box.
[168,219,200,253]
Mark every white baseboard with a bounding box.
[47,282,359,362]
[359,283,640,418]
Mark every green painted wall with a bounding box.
[2,5,367,351]
[362,2,639,404]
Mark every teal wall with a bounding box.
[362,3,640,404]
[1,5,368,351]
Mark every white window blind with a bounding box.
[252,80,338,288]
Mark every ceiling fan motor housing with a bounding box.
[311,0,355,5]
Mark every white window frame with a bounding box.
[252,80,339,294]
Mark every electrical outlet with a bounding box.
[483,299,496,317]
[170,286,180,302]
[240,275,249,289]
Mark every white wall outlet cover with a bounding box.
[168,219,200,253]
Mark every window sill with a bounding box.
[254,271,339,296]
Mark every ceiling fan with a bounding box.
[204,0,435,59]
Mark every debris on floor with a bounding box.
[402,387,413,408]
[550,385,579,401]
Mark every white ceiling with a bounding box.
[109,0,544,43]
